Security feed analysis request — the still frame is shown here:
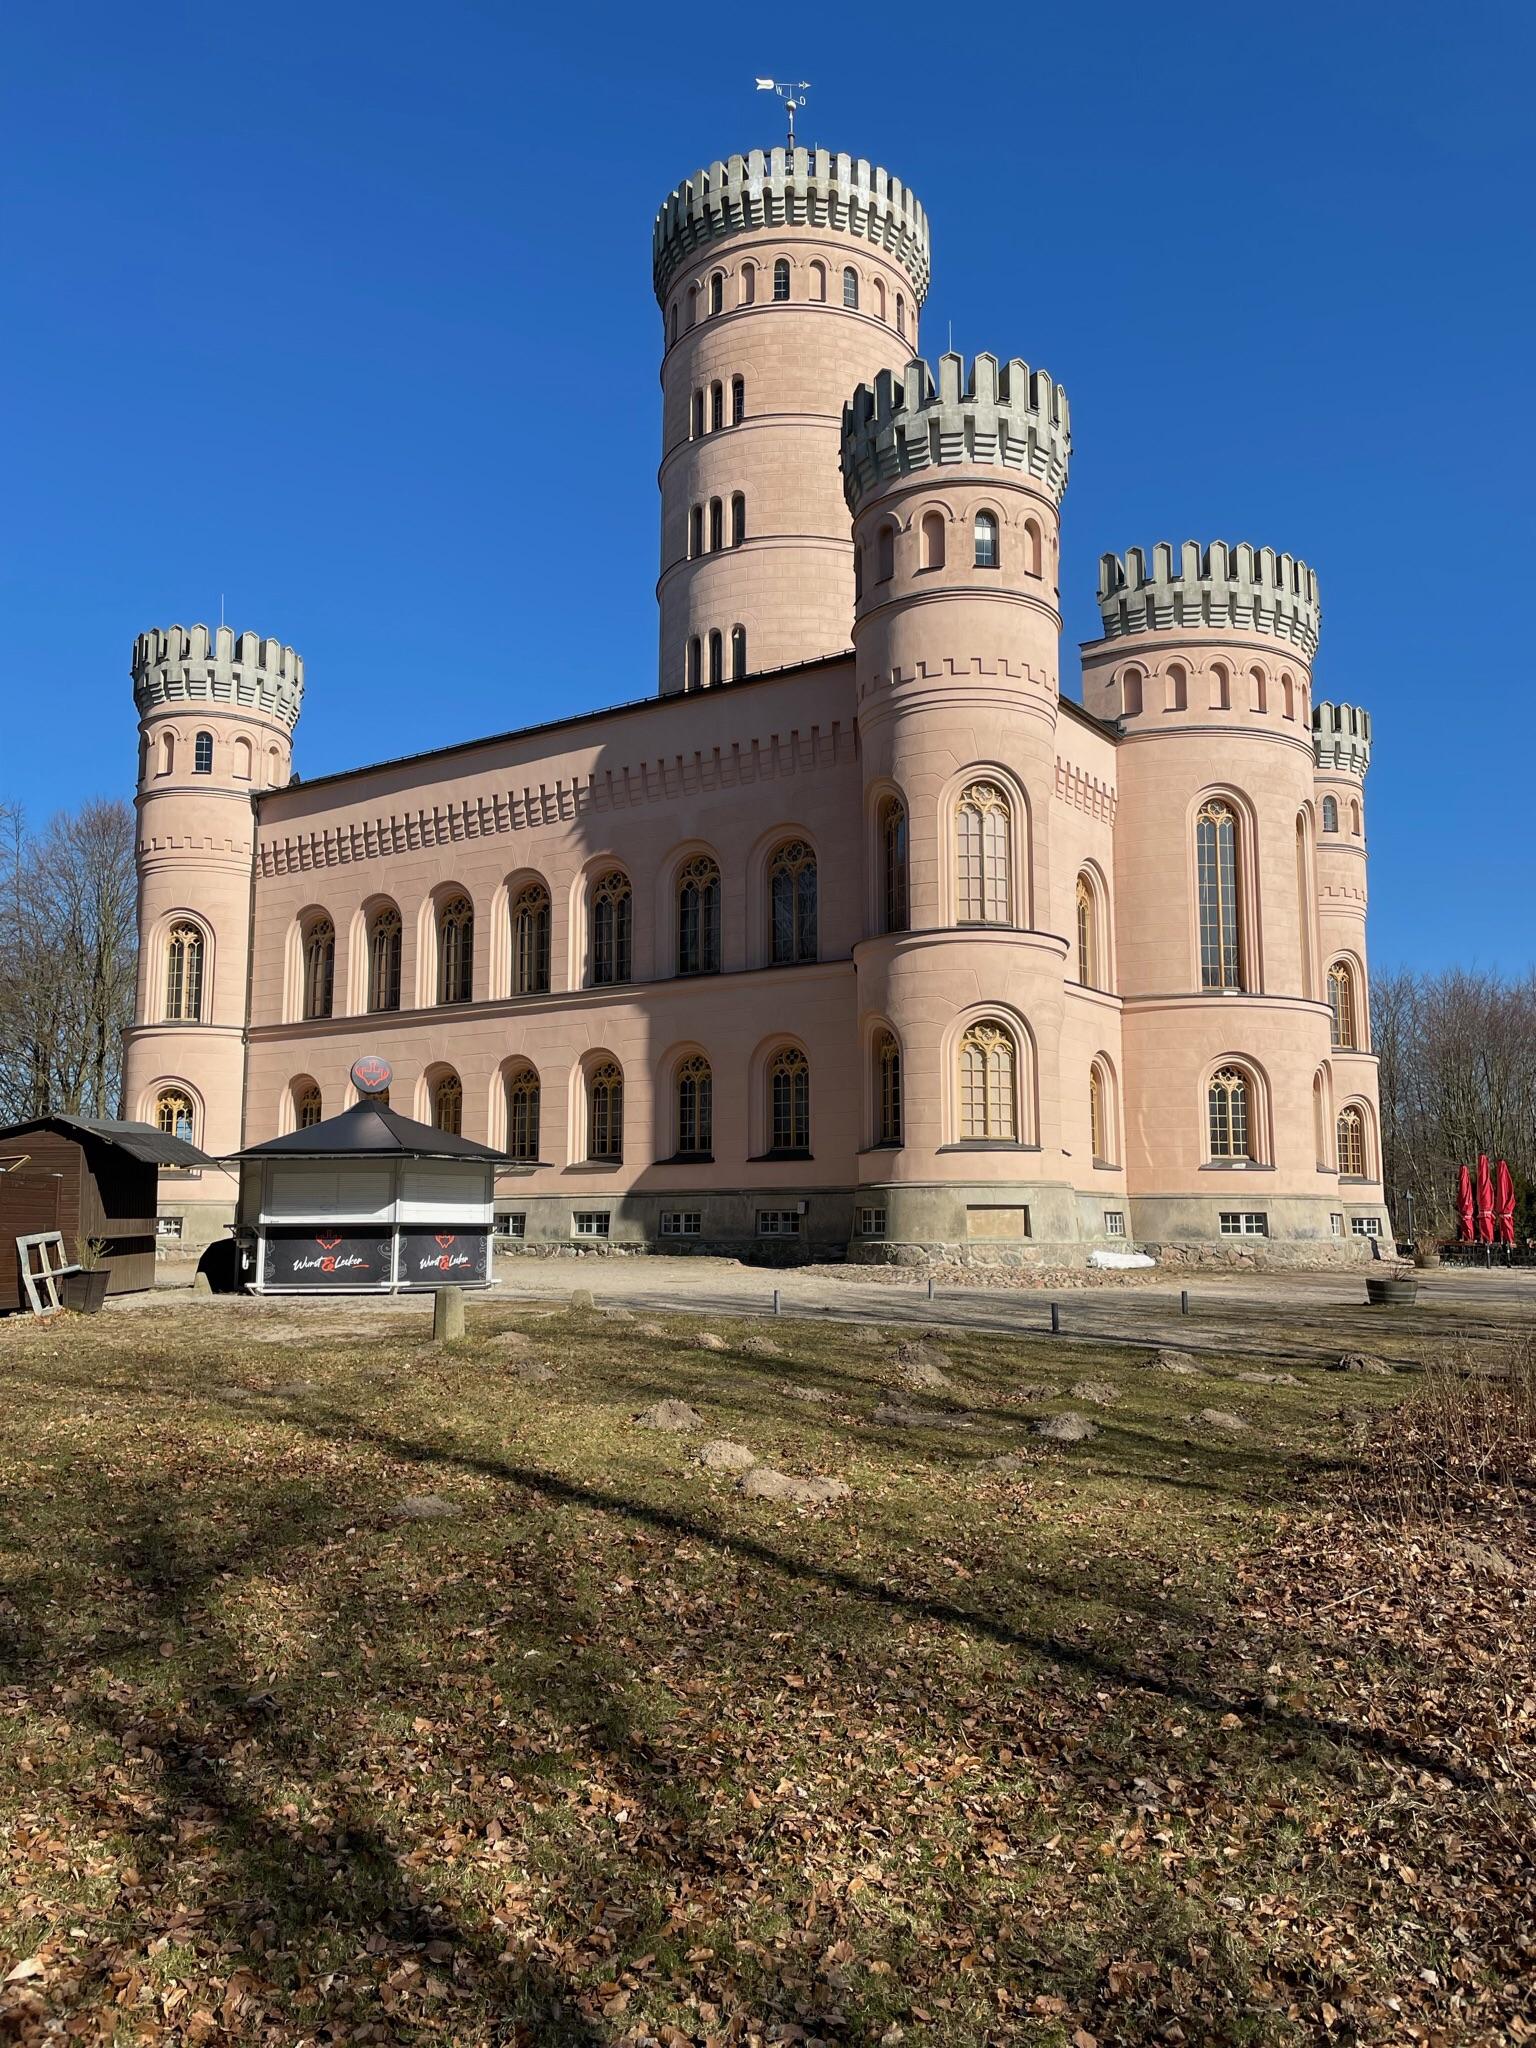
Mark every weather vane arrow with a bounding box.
[755,77,811,151]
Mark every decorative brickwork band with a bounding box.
[653,149,930,304]
[1312,700,1372,776]
[1096,542,1320,659]
[133,625,304,731]
[840,352,1071,515]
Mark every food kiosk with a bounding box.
[234,1059,523,1294]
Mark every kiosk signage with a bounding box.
[263,1229,393,1289]
[398,1229,490,1288]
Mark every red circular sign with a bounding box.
[350,1055,393,1096]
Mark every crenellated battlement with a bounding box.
[1096,542,1320,660]
[840,351,1071,515]
[653,149,930,304]
[132,625,304,731]
[1312,700,1372,776]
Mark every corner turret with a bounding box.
[1096,541,1319,659]
[1312,700,1371,778]
[841,351,1070,516]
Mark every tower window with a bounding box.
[773,258,790,301]
[731,375,745,423]
[512,881,551,995]
[879,795,908,933]
[689,505,703,558]
[708,629,723,687]
[1196,800,1243,991]
[1075,874,1098,988]
[876,523,895,582]
[730,624,747,678]
[956,783,1011,925]
[768,1045,811,1153]
[155,1089,195,1143]
[164,922,205,1022]
[769,840,818,964]
[710,381,723,431]
[367,906,402,1013]
[691,390,704,438]
[875,1030,902,1146]
[810,260,827,302]
[1207,1067,1253,1160]
[731,492,746,546]
[959,1021,1018,1141]
[1337,1105,1366,1177]
[686,636,701,692]
[973,510,999,569]
[920,510,945,570]
[193,730,214,774]
[302,916,335,1020]
[709,271,723,316]
[437,896,474,1005]
[677,856,721,976]
[842,265,859,309]
[1090,1060,1115,1164]
[708,498,723,551]
[741,261,756,305]
[589,871,632,986]
[676,1053,713,1156]
[1321,795,1339,833]
[1328,960,1360,1049]
[896,291,906,337]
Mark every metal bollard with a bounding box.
[772,1287,781,1316]
[1180,1289,1190,1316]
[927,1276,935,1302]
[1049,1301,1061,1335]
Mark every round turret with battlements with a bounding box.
[653,147,929,696]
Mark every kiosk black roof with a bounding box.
[232,1100,509,1163]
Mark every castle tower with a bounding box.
[1311,700,1376,1161]
[840,350,1080,1244]
[1081,546,1387,1239]
[122,625,303,1240]
[652,148,929,695]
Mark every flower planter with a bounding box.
[60,1269,109,1314]
[1366,1275,1418,1308]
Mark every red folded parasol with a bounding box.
[1476,1153,1496,1244]
[1455,1164,1475,1243]
[1495,1158,1516,1246]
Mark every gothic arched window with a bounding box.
[505,1064,540,1162]
[708,629,724,687]
[1328,960,1359,1049]
[512,882,551,996]
[368,907,402,1013]
[438,896,474,1005]
[588,1061,624,1160]
[1090,1061,1111,1164]
[589,871,632,986]
[1207,1067,1254,1159]
[1196,800,1243,990]
[1075,874,1098,988]
[164,923,205,1022]
[875,1031,902,1147]
[879,796,908,933]
[155,1089,195,1143]
[730,624,747,679]
[973,510,999,569]
[731,492,746,546]
[677,856,721,976]
[768,840,818,964]
[676,1053,712,1156]
[1337,1105,1366,1177]
[297,1083,322,1129]
[433,1071,463,1135]
[956,784,1011,925]
[302,916,335,1020]
[1322,795,1339,833]
[769,1046,811,1153]
[842,265,859,309]
[732,374,745,423]
[959,1022,1017,1141]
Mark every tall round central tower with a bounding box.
[652,148,929,695]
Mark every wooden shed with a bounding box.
[0,1116,213,1311]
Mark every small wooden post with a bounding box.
[433,1286,465,1344]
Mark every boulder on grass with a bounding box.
[634,1399,703,1432]
[569,1288,595,1312]
[697,1439,757,1473]
[740,1467,849,1506]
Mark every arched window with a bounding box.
[709,271,723,316]
[233,736,252,780]
[769,840,818,964]
[842,265,859,309]
[956,783,1011,925]
[1209,662,1231,711]
[731,492,746,546]
[1023,518,1043,578]
[1089,1061,1112,1164]
[1296,814,1314,1002]
[708,629,724,687]
[1281,675,1296,720]
[741,262,756,306]
[1350,799,1362,836]
[875,1030,902,1146]
[1337,1105,1366,1178]
[874,277,887,321]
[731,374,745,423]
[772,258,790,301]
[1166,661,1188,712]
[973,510,999,569]
[1207,1067,1254,1159]
[588,1061,624,1160]
[433,1071,463,1136]
[1328,960,1359,1049]
[155,1089,195,1143]
[810,261,827,302]
[368,906,402,1013]
[302,916,335,1020]
[1313,1067,1330,1166]
[1321,795,1339,833]
[769,1046,811,1152]
[505,1065,540,1161]
[159,731,175,775]
[730,624,747,679]
[297,1083,322,1129]
[668,301,678,344]
[677,856,721,975]
[876,523,895,582]
[920,510,945,569]
[710,380,723,431]
[512,882,551,995]
[589,871,632,986]
[690,390,704,438]
[896,291,906,337]
[854,545,864,602]
[193,730,214,775]
[686,284,698,327]
[689,505,703,557]
[708,498,723,551]
[1075,874,1097,987]
[164,923,205,1022]
[437,896,474,1005]
[676,1053,712,1156]
[1121,668,1144,718]
[959,1022,1017,1141]
[879,795,908,932]
[686,636,701,692]
[1249,666,1268,714]
[1196,800,1243,990]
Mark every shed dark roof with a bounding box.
[0,1114,214,1169]
[232,1099,515,1163]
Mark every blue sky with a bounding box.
[4,1,1532,972]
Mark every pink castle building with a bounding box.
[123,145,1388,1264]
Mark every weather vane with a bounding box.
[755,77,811,151]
